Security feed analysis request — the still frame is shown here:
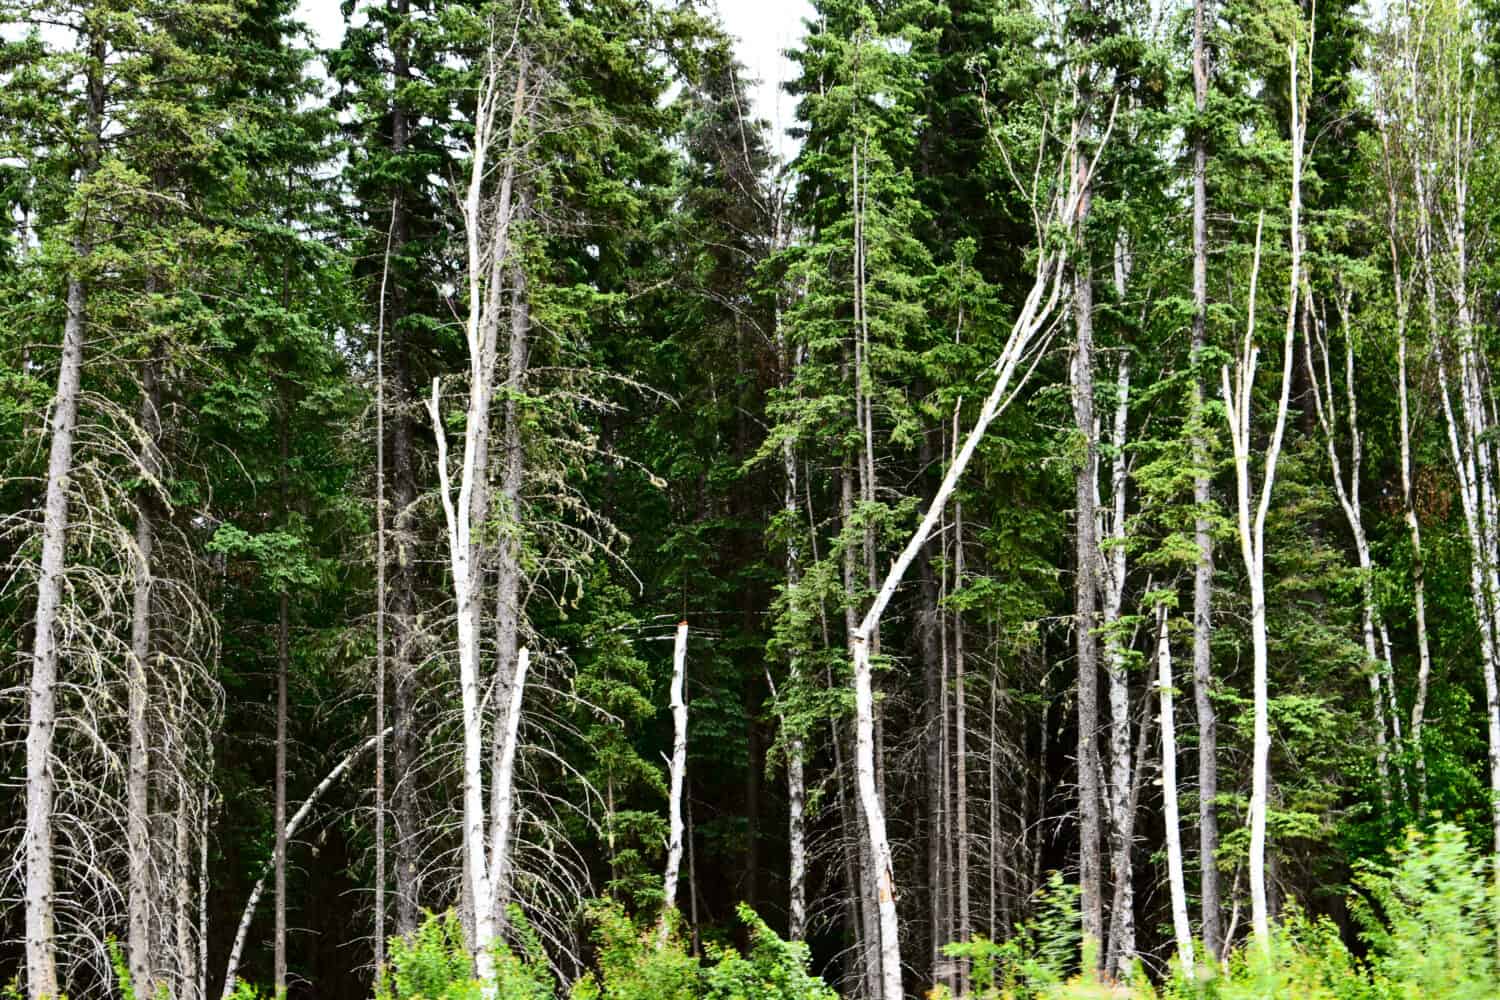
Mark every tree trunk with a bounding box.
[842,143,1084,996]
[176,775,196,1000]
[1397,286,1432,806]
[919,439,946,986]
[661,622,690,933]
[953,497,970,997]
[129,358,161,996]
[489,249,531,922]
[1102,356,1134,976]
[780,380,807,942]
[430,49,529,987]
[385,0,422,935]
[1222,51,1302,946]
[1190,0,1221,958]
[1157,611,1195,974]
[25,37,103,996]
[843,466,883,1000]
[1305,300,1395,808]
[1072,256,1105,963]
[275,592,290,994]
[221,731,390,1000]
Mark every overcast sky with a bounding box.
[293,0,812,160]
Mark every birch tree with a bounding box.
[427,24,532,984]
[1220,34,1307,955]
[848,118,1100,1000]
[1155,609,1194,974]
[1304,288,1398,806]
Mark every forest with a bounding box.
[8,0,1500,996]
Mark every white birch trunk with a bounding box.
[486,647,531,925]
[221,730,390,1000]
[1304,298,1394,806]
[1156,611,1195,975]
[848,135,1095,996]
[1101,352,1134,976]
[1221,46,1300,951]
[661,623,690,932]
[429,47,528,987]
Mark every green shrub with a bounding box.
[943,873,1082,999]
[568,903,703,1000]
[1354,823,1500,1000]
[701,905,837,1000]
[569,901,835,1000]
[383,909,552,1000]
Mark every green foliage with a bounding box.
[701,905,838,1000]
[383,910,553,1000]
[1354,824,1500,999]
[946,830,1500,1000]
[943,874,1081,999]
[569,902,835,1000]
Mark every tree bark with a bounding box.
[1305,297,1395,807]
[1190,0,1221,959]
[1102,356,1135,976]
[429,47,529,988]
[1072,257,1105,963]
[780,407,807,943]
[275,590,290,993]
[953,496,970,997]
[384,0,422,935]
[1157,611,1195,974]
[661,623,690,932]
[128,357,161,996]
[488,244,531,923]
[1222,53,1301,945]
[221,730,390,1000]
[843,139,1085,996]
[26,35,103,999]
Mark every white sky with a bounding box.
[293,0,811,160]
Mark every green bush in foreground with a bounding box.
[943,824,1498,1000]
[372,825,1500,1000]
[380,903,830,1000]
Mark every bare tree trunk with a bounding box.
[843,467,882,1000]
[374,203,396,974]
[1190,0,1221,958]
[222,731,390,1000]
[661,622,690,934]
[953,497,970,997]
[1305,294,1394,808]
[176,776,197,1000]
[780,391,808,942]
[1398,288,1432,806]
[485,647,530,927]
[25,278,81,1000]
[844,135,1087,996]
[1222,42,1303,947]
[919,439,946,986]
[489,251,531,922]
[1073,258,1105,964]
[128,359,161,996]
[385,0,422,934]
[1422,55,1500,859]
[1102,355,1134,976]
[26,37,103,997]
[430,48,528,988]
[275,590,290,995]
[199,789,211,1000]
[1156,611,1195,974]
